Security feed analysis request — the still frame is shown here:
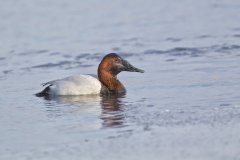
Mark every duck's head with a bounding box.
[98,53,144,76]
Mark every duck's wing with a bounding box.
[37,75,101,96]
[41,75,92,87]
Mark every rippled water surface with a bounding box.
[1,0,240,159]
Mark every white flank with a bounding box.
[47,75,101,95]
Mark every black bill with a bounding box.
[121,59,145,73]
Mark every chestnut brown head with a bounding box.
[98,53,144,76]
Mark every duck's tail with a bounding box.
[35,86,51,97]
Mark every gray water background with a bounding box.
[0,0,240,159]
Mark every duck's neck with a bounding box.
[98,70,126,94]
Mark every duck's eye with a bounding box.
[114,57,121,63]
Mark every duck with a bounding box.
[36,53,144,97]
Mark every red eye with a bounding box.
[114,57,121,63]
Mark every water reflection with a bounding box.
[47,95,101,107]
[41,94,126,128]
[100,95,126,128]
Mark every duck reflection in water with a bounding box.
[100,94,126,128]
[42,94,126,128]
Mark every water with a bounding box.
[1,0,240,159]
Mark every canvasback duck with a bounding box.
[36,53,144,96]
